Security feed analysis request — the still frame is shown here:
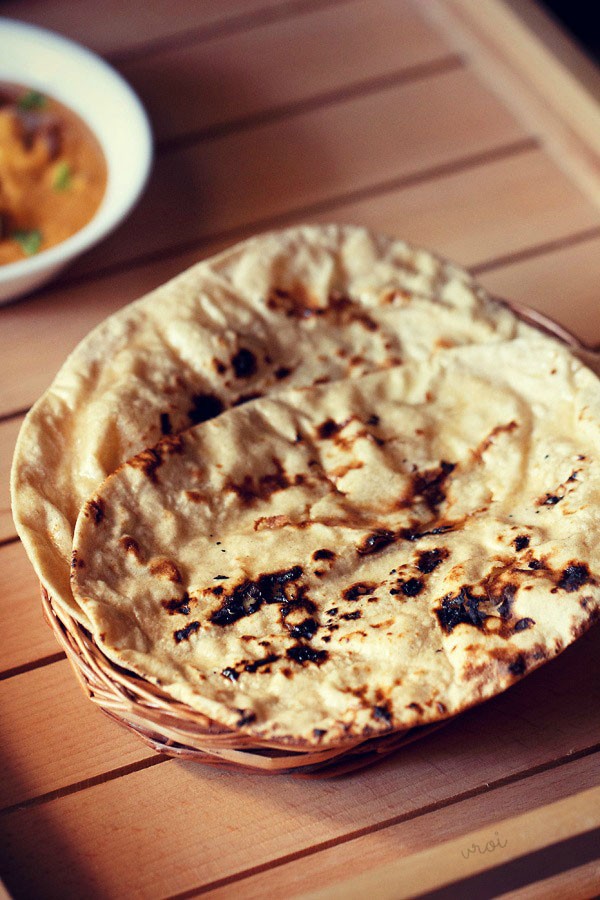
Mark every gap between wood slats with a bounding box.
[2,1,596,358]
[162,744,600,900]
[120,0,452,150]
[2,201,600,558]
[0,407,29,426]
[1,145,597,348]
[0,652,65,683]
[0,540,62,675]
[0,166,597,433]
[2,214,599,548]
[191,758,600,900]
[1,2,464,296]
[108,0,359,64]
[416,829,600,900]
[68,67,532,274]
[57,203,600,306]
[0,727,596,828]
[0,141,555,427]
[53,138,539,292]
[0,0,352,63]
[154,55,464,152]
[2,742,598,900]
[295,784,600,900]
[2,596,598,816]
[1,627,597,891]
[0,756,168,818]
[470,225,600,275]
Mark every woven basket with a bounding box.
[42,587,446,775]
[38,303,584,776]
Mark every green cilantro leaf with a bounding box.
[53,161,72,191]
[17,90,47,110]
[12,229,43,256]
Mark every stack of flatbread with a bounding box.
[11,225,600,753]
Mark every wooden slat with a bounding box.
[201,758,600,899]
[498,859,600,900]
[303,783,600,899]
[0,624,598,892]
[0,541,59,675]
[311,146,600,270]
[478,235,600,344]
[0,417,22,542]
[2,1,600,896]
[0,660,155,810]
[71,66,526,276]
[0,707,597,898]
[5,143,598,418]
[0,0,325,58]
[117,0,452,145]
[427,0,600,208]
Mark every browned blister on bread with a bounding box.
[12,225,536,627]
[70,340,600,747]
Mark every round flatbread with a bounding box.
[11,225,535,625]
[70,339,600,747]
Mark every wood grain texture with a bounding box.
[2,619,599,807]
[118,0,452,146]
[2,0,600,895]
[71,66,526,276]
[427,0,600,207]
[479,235,600,343]
[301,783,600,899]
[211,763,598,900]
[0,660,155,809]
[0,625,598,897]
[0,541,59,675]
[309,146,600,270]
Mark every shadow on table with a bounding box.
[0,786,106,900]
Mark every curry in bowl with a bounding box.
[0,82,107,265]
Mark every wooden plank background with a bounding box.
[1,1,599,897]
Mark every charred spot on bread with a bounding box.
[85,498,105,524]
[188,393,224,425]
[286,645,328,665]
[232,348,258,378]
[174,620,200,642]
[357,530,396,555]
[436,587,487,633]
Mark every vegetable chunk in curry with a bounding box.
[0,83,107,265]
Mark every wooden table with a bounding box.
[1,1,600,896]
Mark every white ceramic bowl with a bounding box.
[0,18,153,304]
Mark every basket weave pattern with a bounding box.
[42,587,443,775]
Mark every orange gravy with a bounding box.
[0,83,107,265]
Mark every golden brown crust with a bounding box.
[71,341,600,747]
[11,224,535,628]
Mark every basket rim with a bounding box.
[41,585,446,773]
[34,296,588,773]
